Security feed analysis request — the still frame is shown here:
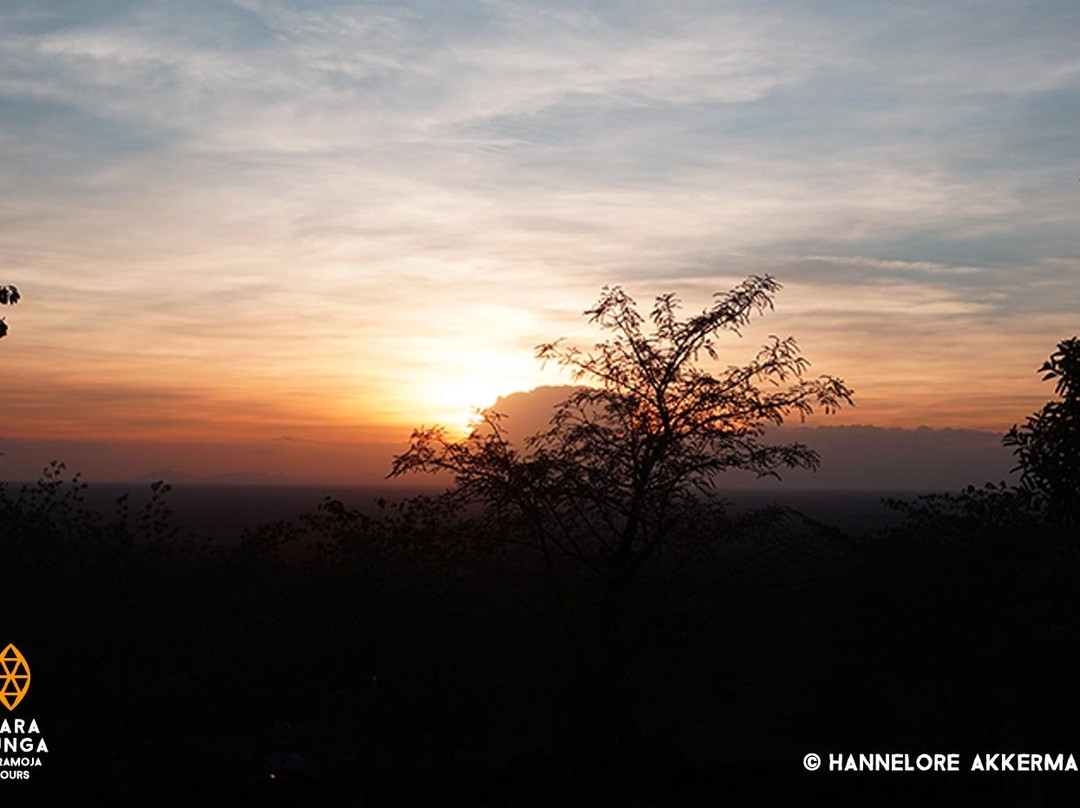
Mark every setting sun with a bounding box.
[412,353,544,436]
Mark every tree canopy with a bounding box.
[392,274,854,553]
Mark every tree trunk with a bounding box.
[572,574,628,799]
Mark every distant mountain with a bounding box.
[129,469,203,484]
[128,470,306,485]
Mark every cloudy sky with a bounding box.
[1,0,1078,480]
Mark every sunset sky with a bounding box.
[1,0,1078,482]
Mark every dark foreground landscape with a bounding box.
[3,472,1080,807]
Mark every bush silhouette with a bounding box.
[1004,336,1080,525]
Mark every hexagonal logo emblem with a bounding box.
[0,644,30,711]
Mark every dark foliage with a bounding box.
[8,462,1080,807]
[1003,336,1080,525]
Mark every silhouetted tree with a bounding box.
[0,284,17,340]
[1004,336,1080,525]
[390,274,854,778]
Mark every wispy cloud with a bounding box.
[1,0,1078,459]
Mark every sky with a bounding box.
[1,0,1078,482]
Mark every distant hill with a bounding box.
[129,470,306,486]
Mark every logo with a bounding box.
[0,644,47,782]
[0,645,29,712]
